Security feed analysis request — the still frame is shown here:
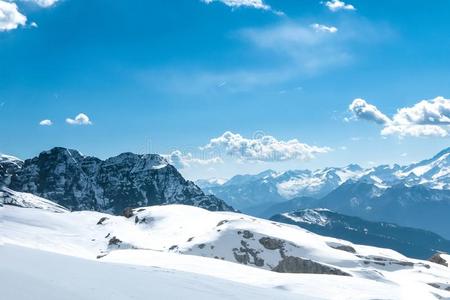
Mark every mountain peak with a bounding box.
[4,148,233,213]
[432,147,450,160]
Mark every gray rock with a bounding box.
[96,217,109,225]
[123,207,134,218]
[242,230,254,239]
[328,243,356,254]
[259,237,284,250]
[429,253,449,267]
[232,241,264,267]
[272,256,351,276]
[108,236,122,246]
[5,147,234,214]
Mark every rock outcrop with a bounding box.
[2,147,233,214]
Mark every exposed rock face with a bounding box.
[4,147,233,214]
[272,256,351,276]
[0,155,23,186]
[259,237,284,250]
[429,253,449,267]
[327,242,357,254]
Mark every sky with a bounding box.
[1,0,450,180]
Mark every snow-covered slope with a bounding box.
[2,199,450,300]
[271,208,450,259]
[0,187,68,213]
[1,147,233,213]
[1,245,314,300]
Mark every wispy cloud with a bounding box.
[201,0,283,15]
[239,22,349,72]
[349,96,450,137]
[66,113,92,126]
[0,0,26,31]
[311,23,338,33]
[324,0,355,12]
[201,131,331,162]
[21,0,59,7]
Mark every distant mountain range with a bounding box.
[271,208,450,260]
[197,148,450,238]
[0,147,233,214]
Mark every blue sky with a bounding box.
[1,0,450,180]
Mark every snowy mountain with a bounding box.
[0,154,23,186]
[2,196,450,300]
[271,208,450,260]
[199,148,450,234]
[1,147,233,213]
[318,181,450,238]
[198,165,365,213]
[0,187,68,213]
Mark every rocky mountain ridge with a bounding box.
[197,148,450,215]
[0,147,233,213]
[271,208,450,259]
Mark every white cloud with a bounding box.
[32,0,57,7]
[241,22,350,72]
[19,0,58,7]
[311,23,338,33]
[202,0,269,10]
[349,96,450,137]
[324,0,355,12]
[39,119,53,126]
[166,150,223,169]
[66,113,92,126]
[0,0,26,31]
[201,0,284,15]
[391,96,450,126]
[349,98,391,125]
[381,124,448,138]
[201,131,331,162]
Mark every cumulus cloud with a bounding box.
[324,0,355,12]
[201,131,331,162]
[39,119,53,126]
[0,0,26,31]
[66,113,92,126]
[349,96,450,137]
[311,23,338,33]
[349,98,391,125]
[166,150,223,169]
[391,96,450,126]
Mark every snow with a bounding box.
[1,245,313,300]
[281,210,330,226]
[0,188,68,213]
[0,154,22,165]
[1,202,450,300]
[151,164,168,169]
